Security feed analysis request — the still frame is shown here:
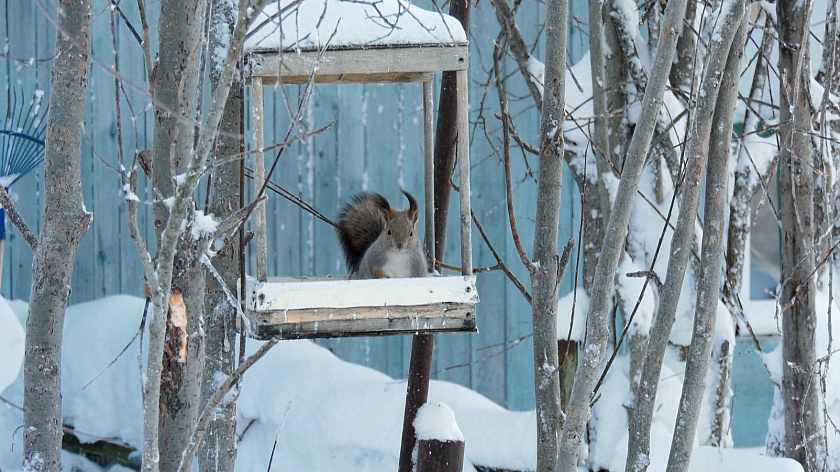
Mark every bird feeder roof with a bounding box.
[244,0,468,52]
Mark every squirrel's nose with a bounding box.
[397,242,404,250]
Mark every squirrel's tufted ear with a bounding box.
[402,190,419,223]
[368,192,395,220]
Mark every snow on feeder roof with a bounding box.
[244,0,468,52]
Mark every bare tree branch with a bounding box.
[0,185,37,250]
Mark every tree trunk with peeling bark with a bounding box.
[22,1,94,470]
[138,1,264,471]
[150,2,208,471]
[777,0,822,466]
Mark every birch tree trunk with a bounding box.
[556,0,687,468]
[198,2,242,470]
[23,1,94,470]
[530,0,568,470]
[666,13,747,469]
[625,1,746,468]
[777,0,822,465]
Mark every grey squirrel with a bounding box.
[337,191,428,278]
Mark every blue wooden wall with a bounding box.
[1,0,584,411]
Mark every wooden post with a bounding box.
[399,334,435,472]
[251,76,268,282]
[423,80,435,270]
[416,439,466,472]
[456,68,471,275]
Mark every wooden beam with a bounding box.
[246,275,478,310]
[249,72,436,85]
[243,276,478,339]
[248,304,475,340]
[245,45,468,83]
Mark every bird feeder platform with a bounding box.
[240,0,475,340]
[241,2,475,470]
[243,275,478,340]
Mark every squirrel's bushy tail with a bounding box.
[337,193,389,274]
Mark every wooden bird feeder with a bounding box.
[241,0,476,340]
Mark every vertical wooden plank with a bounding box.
[423,80,435,270]
[261,82,277,277]
[311,85,340,280]
[87,0,122,302]
[467,149,508,405]
[252,76,268,281]
[269,84,301,278]
[456,69,472,275]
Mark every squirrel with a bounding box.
[336,190,428,279]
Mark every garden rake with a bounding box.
[0,89,48,286]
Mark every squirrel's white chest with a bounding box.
[381,250,415,278]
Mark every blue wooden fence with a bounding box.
[1,0,585,411]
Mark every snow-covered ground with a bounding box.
[0,295,804,471]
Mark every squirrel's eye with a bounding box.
[410,231,413,237]
[388,229,392,235]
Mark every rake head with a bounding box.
[1,89,47,188]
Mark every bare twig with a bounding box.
[0,185,37,250]
[83,298,149,390]
[494,48,535,274]
[176,339,278,472]
[472,209,532,304]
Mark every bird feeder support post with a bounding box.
[457,68,472,276]
[423,79,435,270]
[252,76,268,282]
